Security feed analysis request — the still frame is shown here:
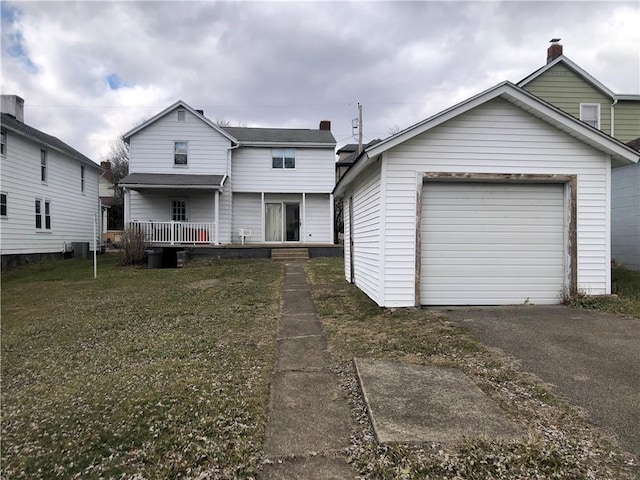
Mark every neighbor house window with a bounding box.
[174,141,188,165]
[80,165,85,192]
[272,148,295,169]
[1,130,6,155]
[41,149,47,182]
[1,192,7,217]
[35,199,51,230]
[177,110,185,122]
[580,103,600,129]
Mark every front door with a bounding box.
[265,202,300,242]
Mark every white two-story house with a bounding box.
[119,101,336,247]
[1,95,102,269]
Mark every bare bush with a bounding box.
[120,227,149,266]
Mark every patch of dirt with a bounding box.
[187,279,221,290]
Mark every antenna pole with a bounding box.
[357,103,363,154]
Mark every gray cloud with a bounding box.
[1,1,638,160]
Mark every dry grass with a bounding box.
[306,257,638,479]
[1,254,282,479]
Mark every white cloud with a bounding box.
[1,1,638,161]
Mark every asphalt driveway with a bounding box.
[443,306,640,458]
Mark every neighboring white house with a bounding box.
[611,138,640,270]
[118,101,336,246]
[1,95,102,269]
[334,82,639,307]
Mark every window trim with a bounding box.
[174,141,188,166]
[580,103,600,129]
[177,110,186,122]
[41,149,48,183]
[170,197,189,222]
[35,198,51,231]
[0,192,7,217]
[0,130,6,156]
[272,148,296,169]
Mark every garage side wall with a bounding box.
[350,162,383,305]
[382,97,611,306]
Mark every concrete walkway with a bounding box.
[260,261,357,480]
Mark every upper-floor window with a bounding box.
[81,165,85,192]
[177,110,186,122]
[1,192,7,217]
[272,148,295,169]
[174,141,188,165]
[1,130,6,155]
[41,149,48,182]
[580,103,600,129]
[35,198,51,230]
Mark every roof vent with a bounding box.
[319,120,331,131]
[196,109,204,116]
[547,38,563,64]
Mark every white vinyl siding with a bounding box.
[129,191,217,224]
[348,163,382,304]
[232,193,262,244]
[421,183,565,305]
[378,98,610,306]
[0,132,100,255]
[232,147,334,193]
[304,194,332,243]
[611,163,640,270]
[128,108,231,174]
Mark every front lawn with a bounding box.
[307,257,638,479]
[1,254,282,479]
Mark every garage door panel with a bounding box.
[421,182,565,305]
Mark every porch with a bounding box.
[131,221,216,245]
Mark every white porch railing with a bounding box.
[130,221,215,245]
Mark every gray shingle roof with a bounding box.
[1,113,98,168]
[221,126,335,145]
[118,173,225,188]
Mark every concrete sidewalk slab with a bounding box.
[277,313,324,338]
[264,371,352,457]
[281,289,317,315]
[354,358,524,444]
[261,457,356,480]
[276,336,331,371]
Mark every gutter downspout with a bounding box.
[611,98,618,138]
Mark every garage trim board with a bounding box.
[418,173,577,306]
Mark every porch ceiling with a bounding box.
[119,173,225,190]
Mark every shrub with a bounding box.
[120,226,149,266]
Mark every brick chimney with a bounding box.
[319,120,331,131]
[547,39,563,64]
[1,95,25,122]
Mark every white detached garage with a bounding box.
[334,82,639,307]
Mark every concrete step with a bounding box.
[271,248,310,261]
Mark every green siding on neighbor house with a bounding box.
[523,63,612,135]
[614,100,640,143]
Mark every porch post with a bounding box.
[261,192,265,244]
[302,192,306,243]
[123,189,130,225]
[214,189,220,244]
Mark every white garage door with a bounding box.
[420,182,565,305]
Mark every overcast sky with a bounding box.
[2,1,639,163]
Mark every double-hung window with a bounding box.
[1,130,6,155]
[272,148,295,169]
[41,149,48,182]
[580,103,600,129]
[80,165,85,193]
[174,141,188,165]
[1,192,7,217]
[171,198,188,221]
[35,199,51,230]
